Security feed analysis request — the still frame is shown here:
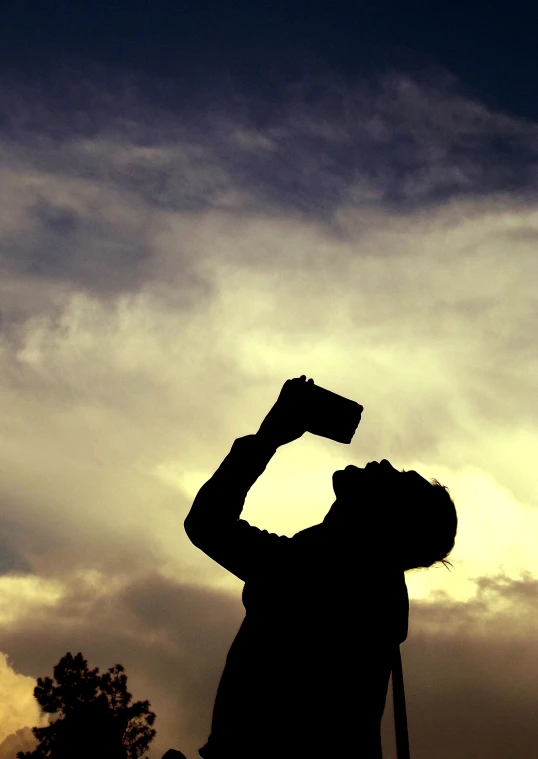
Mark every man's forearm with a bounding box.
[184,434,278,547]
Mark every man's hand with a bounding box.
[256,375,314,448]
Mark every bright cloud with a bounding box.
[0,652,47,745]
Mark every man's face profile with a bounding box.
[333,459,398,498]
[331,459,433,542]
[332,459,431,499]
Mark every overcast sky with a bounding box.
[1,4,538,758]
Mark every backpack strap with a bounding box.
[392,644,410,759]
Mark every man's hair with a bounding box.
[401,480,458,573]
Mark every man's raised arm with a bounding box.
[184,376,313,581]
[184,433,281,580]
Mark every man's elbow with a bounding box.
[184,508,215,549]
[184,513,201,546]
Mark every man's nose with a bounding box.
[380,459,395,470]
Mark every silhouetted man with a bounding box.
[185,376,457,758]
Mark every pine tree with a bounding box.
[17,652,156,759]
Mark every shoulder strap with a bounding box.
[392,644,410,759]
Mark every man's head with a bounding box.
[328,459,457,571]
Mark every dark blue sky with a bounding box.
[3,0,538,121]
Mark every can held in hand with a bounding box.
[304,382,363,444]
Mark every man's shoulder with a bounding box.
[291,523,325,543]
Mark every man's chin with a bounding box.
[332,469,347,497]
[332,466,365,497]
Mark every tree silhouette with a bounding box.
[17,652,156,759]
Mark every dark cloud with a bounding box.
[1,67,538,293]
[24,197,149,291]
[0,512,33,574]
[0,543,30,576]
[0,727,36,759]
[0,571,244,759]
[3,568,538,758]
[0,494,63,577]
[391,574,538,759]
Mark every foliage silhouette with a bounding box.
[17,652,156,759]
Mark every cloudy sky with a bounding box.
[1,3,537,758]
